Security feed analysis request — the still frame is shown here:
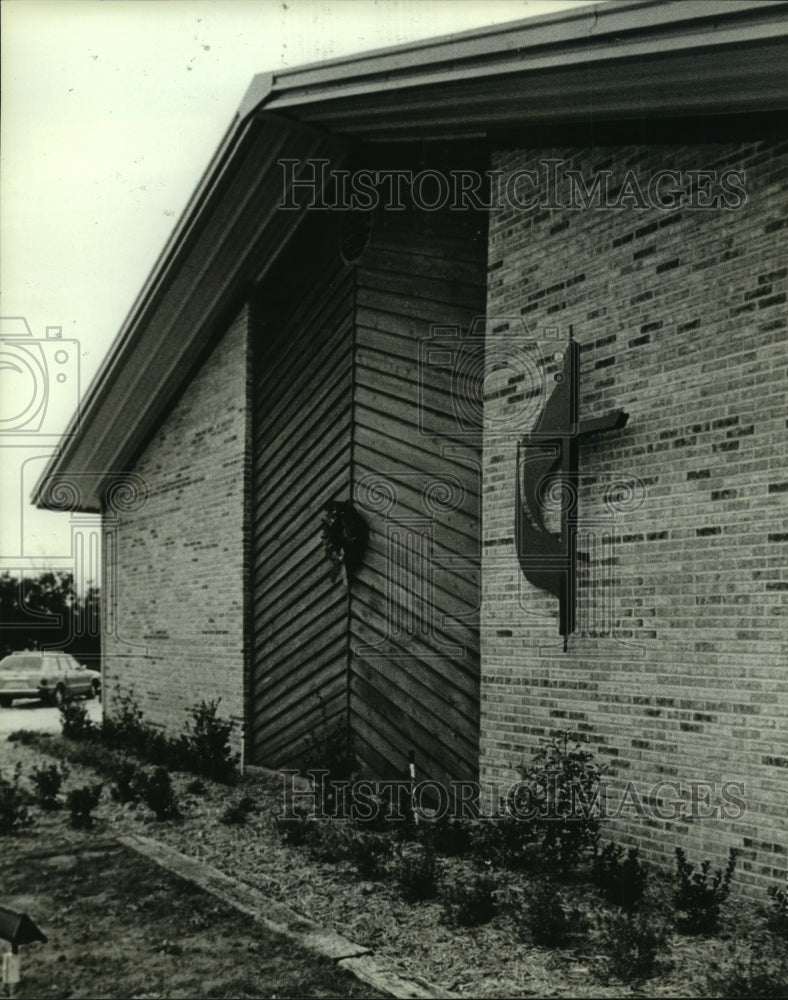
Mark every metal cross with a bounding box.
[515,332,628,648]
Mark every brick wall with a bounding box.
[102,305,251,754]
[481,140,787,897]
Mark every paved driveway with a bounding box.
[0,695,102,740]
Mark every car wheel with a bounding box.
[54,686,66,708]
[0,696,12,709]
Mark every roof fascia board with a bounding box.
[259,0,787,106]
[293,43,788,141]
[262,19,788,118]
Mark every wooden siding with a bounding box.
[350,208,487,787]
[251,229,354,767]
[251,203,487,784]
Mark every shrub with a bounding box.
[305,821,353,863]
[67,783,102,829]
[767,874,788,935]
[420,814,472,857]
[100,686,148,755]
[139,767,179,821]
[348,830,394,880]
[393,843,438,901]
[515,731,604,870]
[302,720,357,815]
[181,699,239,783]
[356,782,417,833]
[98,687,237,782]
[441,871,498,927]
[220,796,256,826]
[143,728,184,770]
[601,909,668,982]
[526,881,581,947]
[0,764,32,835]
[7,729,42,746]
[593,842,647,908]
[275,814,315,848]
[707,943,788,998]
[470,814,538,870]
[109,759,143,804]
[59,700,95,742]
[30,762,69,810]
[673,846,737,934]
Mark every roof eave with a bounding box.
[33,0,788,511]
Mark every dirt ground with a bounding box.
[0,826,384,1000]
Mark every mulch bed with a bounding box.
[3,734,786,998]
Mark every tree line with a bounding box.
[0,571,100,667]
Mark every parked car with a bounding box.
[0,651,100,708]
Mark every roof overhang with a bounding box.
[34,0,788,511]
[34,114,349,512]
[253,0,788,139]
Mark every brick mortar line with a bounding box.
[119,832,457,1000]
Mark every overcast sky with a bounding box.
[0,0,595,574]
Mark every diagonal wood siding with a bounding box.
[350,207,487,787]
[251,226,354,768]
[251,200,487,785]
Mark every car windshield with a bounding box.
[0,655,41,670]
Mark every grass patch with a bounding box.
[0,838,384,999]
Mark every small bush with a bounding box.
[275,814,316,848]
[185,778,207,796]
[96,686,237,782]
[441,871,498,927]
[30,762,70,810]
[103,686,146,753]
[470,815,538,870]
[67,783,102,829]
[220,796,256,826]
[420,814,472,857]
[393,843,438,901]
[767,874,788,935]
[515,731,604,870]
[7,729,42,746]
[302,720,357,816]
[707,943,788,998]
[601,909,669,982]
[306,821,353,863]
[139,767,179,821]
[347,830,394,880]
[673,846,737,934]
[59,700,95,742]
[0,764,32,835]
[181,699,239,783]
[593,842,647,908]
[526,882,581,947]
[109,759,143,804]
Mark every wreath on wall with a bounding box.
[320,500,369,584]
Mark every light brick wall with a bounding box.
[102,305,251,752]
[481,141,787,897]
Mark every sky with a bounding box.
[0,0,596,581]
